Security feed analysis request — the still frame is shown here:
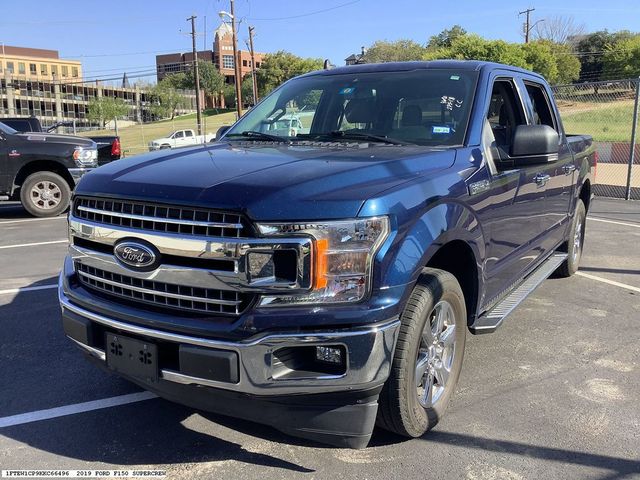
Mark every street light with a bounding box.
[218,3,242,118]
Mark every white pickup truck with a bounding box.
[148,129,215,151]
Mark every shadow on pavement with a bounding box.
[418,431,640,479]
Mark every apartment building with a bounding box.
[0,45,82,82]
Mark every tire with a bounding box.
[377,268,467,437]
[555,199,586,278]
[20,171,71,218]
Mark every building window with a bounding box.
[72,67,79,78]
[18,63,25,74]
[51,65,58,77]
[7,62,14,73]
[242,59,247,67]
[30,63,37,75]
[40,64,48,75]
[61,65,68,77]
[256,62,261,68]
[222,55,234,69]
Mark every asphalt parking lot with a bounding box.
[0,198,639,480]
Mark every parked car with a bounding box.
[148,129,215,151]
[0,117,121,165]
[0,121,98,217]
[59,60,595,448]
[263,114,307,137]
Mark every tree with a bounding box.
[361,40,425,63]
[256,51,323,96]
[241,75,255,106]
[149,79,189,120]
[426,34,528,68]
[183,60,225,98]
[427,25,467,49]
[533,15,585,45]
[87,96,129,134]
[603,34,640,80]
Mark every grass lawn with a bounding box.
[78,111,238,156]
[559,100,636,143]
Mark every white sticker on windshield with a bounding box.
[432,126,451,134]
[450,75,460,80]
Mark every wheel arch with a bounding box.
[12,160,74,198]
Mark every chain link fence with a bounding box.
[552,79,640,200]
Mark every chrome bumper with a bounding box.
[59,282,400,396]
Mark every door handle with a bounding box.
[563,164,576,175]
[534,173,551,187]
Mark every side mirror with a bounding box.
[510,124,559,165]
[216,125,231,140]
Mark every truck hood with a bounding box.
[15,132,95,147]
[76,142,456,220]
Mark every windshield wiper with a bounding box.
[326,131,411,145]
[226,131,288,142]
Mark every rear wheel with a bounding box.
[20,171,71,218]
[556,199,586,277]
[377,268,466,437]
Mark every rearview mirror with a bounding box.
[216,125,231,140]
[510,124,559,164]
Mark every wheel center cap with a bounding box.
[41,190,51,200]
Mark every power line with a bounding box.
[245,0,360,21]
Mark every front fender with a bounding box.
[373,200,485,291]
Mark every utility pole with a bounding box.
[230,0,242,118]
[248,26,258,105]
[519,7,535,43]
[187,15,203,135]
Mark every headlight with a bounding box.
[256,217,390,306]
[73,146,98,167]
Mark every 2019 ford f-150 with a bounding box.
[59,61,595,448]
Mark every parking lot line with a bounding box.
[576,271,640,293]
[0,284,58,296]
[0,240,67,250]
[588,217,640,229]
[0,392,158,428]
[0,216,67,225]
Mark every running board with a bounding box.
[470,253,568,335]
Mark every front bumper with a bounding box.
[67,167,94,185]
[59,273,400,447]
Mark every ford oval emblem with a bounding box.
[114,241,158,270]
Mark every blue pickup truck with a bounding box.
[59,60,595,449]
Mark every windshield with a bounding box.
[226,69,478,146]
[0,122,18,135]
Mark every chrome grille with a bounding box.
[73,196,248,238]
[75,263,253,315]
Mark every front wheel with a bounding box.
[555,199,586,277]
[20,171,71,218]
[377,268,467,437]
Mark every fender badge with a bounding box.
[8,150,20,157]
[468,179,490,196]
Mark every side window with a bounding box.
[174,131,184,138]
[486,79,526,157]
[525,83,556,130]
[184,130,193,137]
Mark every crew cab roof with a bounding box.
[300,60,546,81]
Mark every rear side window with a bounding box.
[525,83,556,130]
[185,130,193,137]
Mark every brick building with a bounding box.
[156,23,265,86]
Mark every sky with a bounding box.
[1,0,638,85]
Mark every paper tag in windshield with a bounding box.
[432,126,451,134]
